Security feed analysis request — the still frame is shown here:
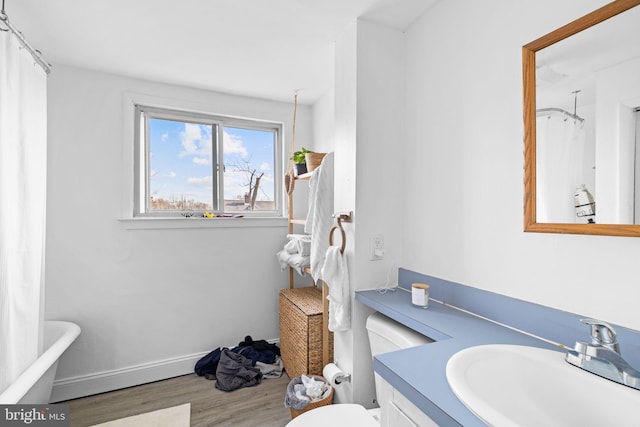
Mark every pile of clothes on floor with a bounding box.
[276,234,312,276]
[194,336,283,391]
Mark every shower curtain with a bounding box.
[536,114,586,223]
[0,28,48,394]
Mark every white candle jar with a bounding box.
[411,283,430,308]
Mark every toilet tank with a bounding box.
[366,312,433,356]
[366,312,433,424]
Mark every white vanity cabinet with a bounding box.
[377,373,439,427]
[389,389,439,427]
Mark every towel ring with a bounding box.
[329,221,346,254]
[328,212,351,254]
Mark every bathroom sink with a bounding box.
[446,344,640,426]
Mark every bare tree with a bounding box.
[228,158,265,210]
[248,170,264,210]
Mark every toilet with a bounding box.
[286,312,433,426]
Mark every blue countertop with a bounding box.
[356,288,562,426]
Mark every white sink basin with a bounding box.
[446,344,640,426]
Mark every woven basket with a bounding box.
[305,152,326,172]
[279,287,333,379]
[289,376,334,419]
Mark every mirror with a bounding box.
[523,0,640,237]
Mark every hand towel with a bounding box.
[320,245,350,332]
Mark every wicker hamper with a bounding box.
[279,287,333,379]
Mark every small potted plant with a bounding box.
[291,148,311,176]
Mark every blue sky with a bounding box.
[148,118,275,208]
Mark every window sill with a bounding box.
[118,216,288,230]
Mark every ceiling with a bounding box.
[6,0,438,105]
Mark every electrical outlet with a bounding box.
[370,235,384,260]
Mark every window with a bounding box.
[134,105,282,217]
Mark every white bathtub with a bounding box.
[0,320,81,404]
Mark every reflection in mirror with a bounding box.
[535,5,640,225]
[523,0,640,237]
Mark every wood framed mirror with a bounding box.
[523,0,640,237]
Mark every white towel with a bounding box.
[286,234,312,256]
[276,250,310,277]
[284,239,298,254]
[305,152,334,283]
[320,246,351,332]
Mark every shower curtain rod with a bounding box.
[536,107,584,123]
[0,9,52,74]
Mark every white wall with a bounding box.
[312,88,335,154]
[332,19,405,406]
[332,19,359,405]
[45,65,312,399]
[402,0,640,331]
[352,20,405,407]
[595,57,640,224]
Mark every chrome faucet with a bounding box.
[565,318,640,390]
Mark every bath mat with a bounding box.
[89,403,190,427]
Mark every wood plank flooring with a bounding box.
[63,373,293,427]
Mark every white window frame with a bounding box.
[120,93,286,228]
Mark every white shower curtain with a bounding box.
[536,114,586,223]
[0,28,48,394]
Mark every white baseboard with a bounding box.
[50,352,208,402]
[50,338,280,402]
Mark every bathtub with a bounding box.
[0,321,81,404]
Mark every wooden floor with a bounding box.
[63,373,293,427]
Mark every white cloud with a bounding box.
[260,162,270,171]
[161,132,169,142]
[150,170,176,178]
[180,125,199,154]
[193,157,210,166]
[187,175,213,188]
[180,123,212,159]
[223,131,248,158]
